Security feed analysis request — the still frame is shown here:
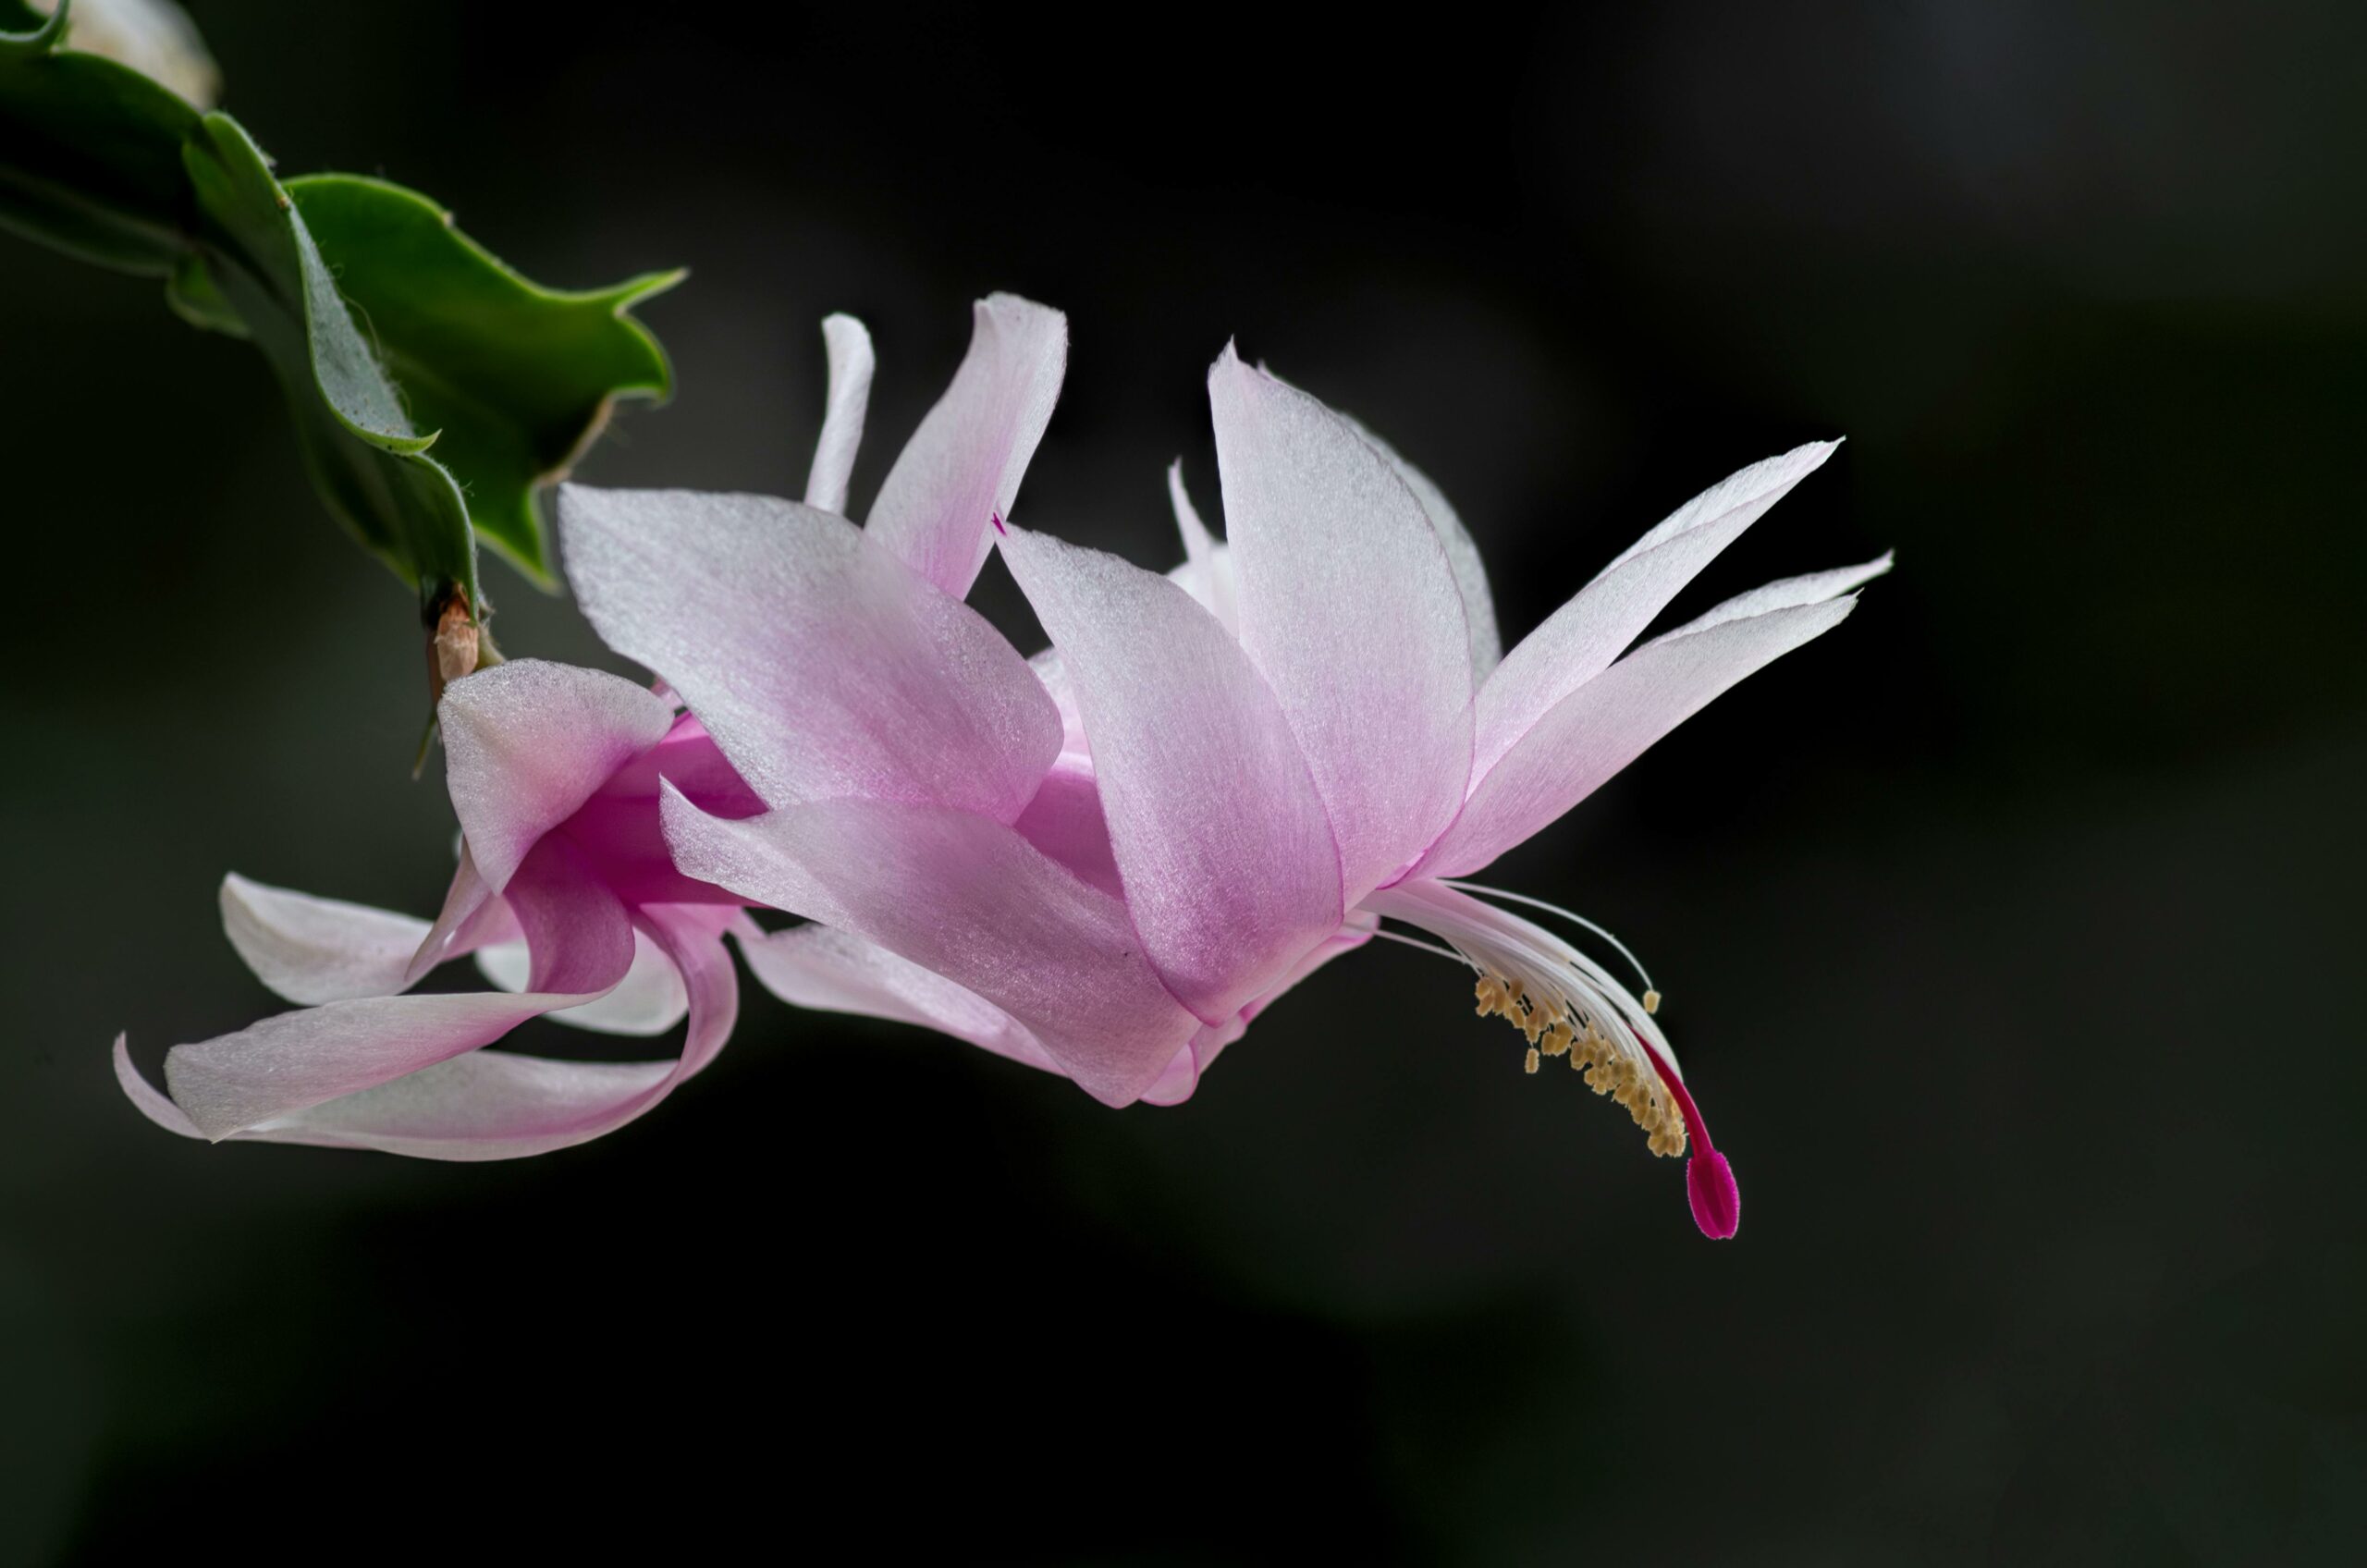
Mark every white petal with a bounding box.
[1662,552,1893,638]
[1210,347,1475,900]
[220,875,431,1005]
[803,312,875,515]
[1414,596,1865,880]
[1331,409,1502,679]
[1165,459,1240,636]
[1475,442,1839,776]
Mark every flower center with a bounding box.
[1360,877,1739,1239]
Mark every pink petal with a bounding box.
[503,834,639,994]
[865,293,1067,597]
[595,714,766,818]
[163,832,649,1140]
[116,1035,201,1139]
[567,714,767,906]
[999,524,1343,1023]
[1473,442,1839,776]
[663,790,1202,1107]
[1012,759,1125,898]
[732,915,1062,1076]
[803,312,875,516]
[1208,346,1474,900]
[438,659,677,892]
[237,1054,679,1158]
[123,906,742,1159]
[219,875,431,1004]
[561,487,1061,825]
[161,986,619,1142]
[1413,596,1865,880]
[402,846,519,988]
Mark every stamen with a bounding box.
[1366,879,1740,1240]
[1441,878,1659,998]
[1372,928,1468,964]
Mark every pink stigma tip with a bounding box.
[990,511,1007,535]
[1686,1151,1741,1240]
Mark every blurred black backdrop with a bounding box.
[4,1,2362,1562]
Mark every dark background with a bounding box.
[4,1,2361,1561]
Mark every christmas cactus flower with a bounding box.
[115,660,767,1158]
[564,326,1885,1237]
[114,293,1071,1158]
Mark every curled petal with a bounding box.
[403,846,520,988]
[803,312,875,515]
[503,834,639,995]
[126,907,738,1158]
[116,1035,202,1139]
[165,833,643,1140]
[160,986,619,1142]
[438,659,676,892]
[476,925,689,1036]
[865,293,1067,597]
[221,875,431,1005]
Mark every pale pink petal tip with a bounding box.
[1686,1150,1741,1239]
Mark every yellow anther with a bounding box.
[1474,974,1507,1017]
[1460,962,1681,1160]
[1642,989,1662,1014]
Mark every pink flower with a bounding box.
[115,661,766,1157]
[564,337,1885,1237]
[116,294,1072,1158]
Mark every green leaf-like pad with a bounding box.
[183,113,477,599]
[287,177,679,583]
[0,2,680,600]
